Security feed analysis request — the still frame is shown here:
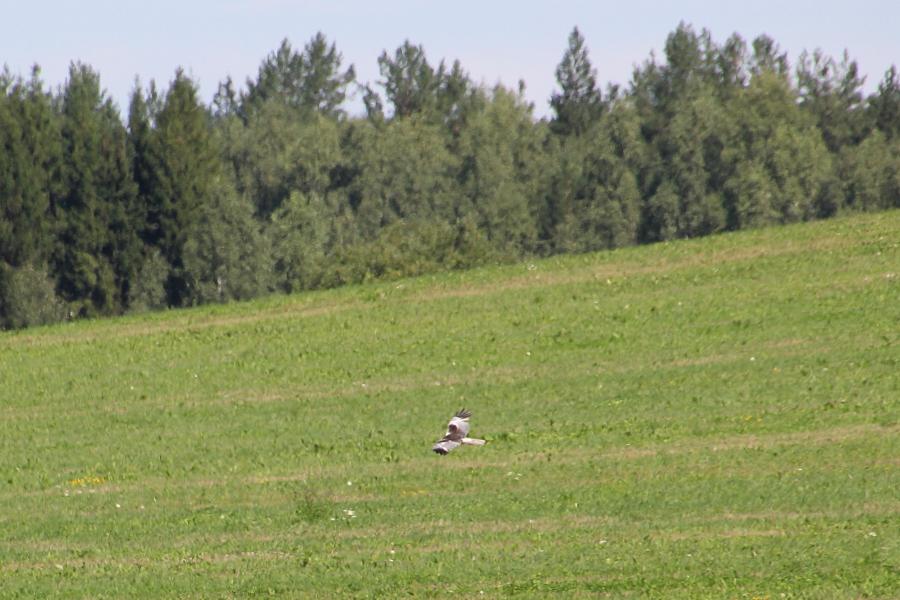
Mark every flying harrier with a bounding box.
[432,409,486,455]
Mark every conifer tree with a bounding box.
[715,33,749,97]
[377,41,439,119]
[797,49,868,152]
[870,65,900,140]
[749,35,790,78]
[0,67,64,327]
[140,70,219,305]
[0,67,59,270]
[242,33,355,119]
[53,63,138,315]
[550,27,604,136]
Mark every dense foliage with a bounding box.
[2,24,899,328]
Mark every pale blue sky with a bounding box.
[4,1,898,117]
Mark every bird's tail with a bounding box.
[461,437,486,446]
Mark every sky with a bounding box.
[4,1,899,118]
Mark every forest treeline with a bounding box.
[2,23,899,329]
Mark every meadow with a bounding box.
[1,211,898,598]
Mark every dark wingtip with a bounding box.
[433,447,448,455]
[455,408,472,419]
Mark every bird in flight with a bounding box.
[432,409,486,455]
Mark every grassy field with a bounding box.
[1,211,898,598]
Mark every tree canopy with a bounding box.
[1,26,898,329]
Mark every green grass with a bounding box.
[1,211,898,598]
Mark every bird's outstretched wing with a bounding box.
[432,438,461,455]
[454,409,472,420]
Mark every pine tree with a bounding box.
[715,33,749,97]
[541,134,584,251]
[0,67,65,328]
[242,33,355,119]
[870,65,900,140]
[298,32,356,118]
[655,88,729,238]
[797,49,869,152]
[211,76,239,119]
[140,70,219,305]
[660,23,715,102]
[550,27,604,136]
[377,41,439,119]
[0,66,60,269]
[749,35,789,78]
[434,59,475,133]
[101,97,144,310]
[128,79,161,243]
[53,63,138,315]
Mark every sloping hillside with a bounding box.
[1,211,898,597]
